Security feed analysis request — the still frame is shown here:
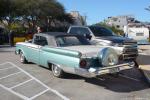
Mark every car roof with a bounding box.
[37,32,82,37]
[70,25,88,28]
[42,32,67,36]
[88,25,105,28]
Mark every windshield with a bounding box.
[56,35,90,47]
[89,26,116,36]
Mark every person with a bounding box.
[8,30,14,46]
[37,26,43,33]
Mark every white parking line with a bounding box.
[0,84,29,100]
[0,67,15,71]
[5,62,70,100]
[139,53,147,55]
[0,62,10,65]
[10,79,33,89]
[30,88,49,100]
[119,74,141,82]
[0,71,22,80]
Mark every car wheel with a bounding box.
[52,64,64,78]
[134,60,139,68]
[20,51,28,64]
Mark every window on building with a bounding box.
[136,33,144,36]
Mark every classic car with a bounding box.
[15,32,135,78]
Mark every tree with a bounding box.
[0,0,73,33]
[0,0,18,26]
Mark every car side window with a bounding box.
[39,36,48,46]
[33,36,40,45]
[34,36,48,46]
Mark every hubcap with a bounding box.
[53,65,60,76]
[20,53,24,62]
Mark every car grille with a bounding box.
[120,45,138,60]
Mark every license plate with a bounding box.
[109,67,119,73]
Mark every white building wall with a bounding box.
[105,15,135,30]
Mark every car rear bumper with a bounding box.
[75,62,135,78]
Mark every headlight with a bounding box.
[98,48,118,67]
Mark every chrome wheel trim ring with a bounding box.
[52,65,61,76]
[20,53,24,62]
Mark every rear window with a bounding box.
[56,36,90,47]
[69,27,91,35]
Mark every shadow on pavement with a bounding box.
[140,69,150,86]
[62,68,149,93]
[85,74,149,93]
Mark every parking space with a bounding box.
[0,62,69,100]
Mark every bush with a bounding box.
[7,23,26,34]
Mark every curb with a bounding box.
[139,65,150,86]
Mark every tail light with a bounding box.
[80,60,87,68]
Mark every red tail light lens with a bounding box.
[80,60,87,68]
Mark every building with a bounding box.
[105,15,135,30]
[69,11,87,26]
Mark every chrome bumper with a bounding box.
[75,62,135,78]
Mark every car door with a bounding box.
[27,35,41,64]
[38,36,49,67]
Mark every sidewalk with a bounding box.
[139,65,150,83]
[138,45,150,84]
[0,45,15,52]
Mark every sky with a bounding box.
[58,0,150,25]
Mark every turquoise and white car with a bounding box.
[15,32,135,78]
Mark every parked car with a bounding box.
[67,25,138,67]
[15,32,136,78]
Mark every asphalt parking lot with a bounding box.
[0,46,150,100]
